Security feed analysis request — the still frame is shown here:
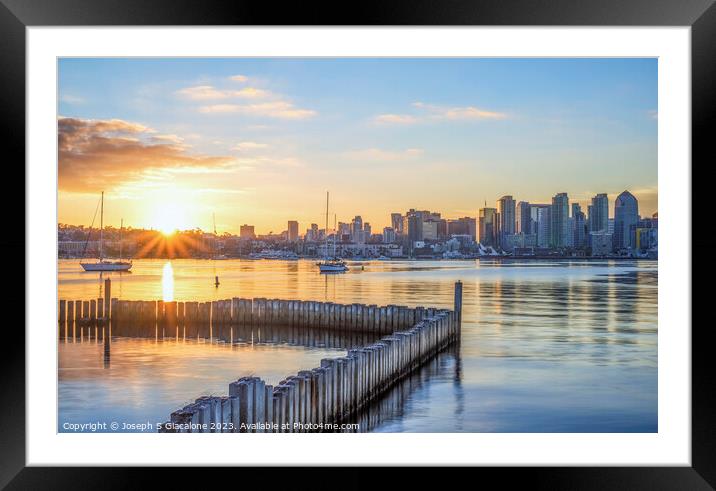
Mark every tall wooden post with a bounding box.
[104,278,111,319]
[454,281,463,333]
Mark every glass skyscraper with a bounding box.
[614,191,639,250]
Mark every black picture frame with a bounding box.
[3,0,709,488]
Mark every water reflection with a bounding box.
[162,261,174,302]
[58,258,657,432]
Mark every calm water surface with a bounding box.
[58,258,657,432]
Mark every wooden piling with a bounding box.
[454,280,463,333]
[59,299,66,326]
[104,278,111,319]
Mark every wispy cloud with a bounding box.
[374,114,419,125]
[232,141,269,152]
[198,101,316,120]
[177,75,316,120]
[60,94,85,105]
[648,109,658,120]
[58,117,237,192]
[176,85,270,100]
[375,101,508,124]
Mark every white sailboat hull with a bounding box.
[81,261,132,272]
[318,262,348,273]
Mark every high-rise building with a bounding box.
[363,222,372,241]
[516,201,531,234]
[572,203,586,249]
[448,217,477,241]
[405,209,425,243]
[478,207,498,246]
[550,193,569,248]
[614,190,639,250]
[496,195,516,249]
[422,219,439,240]
[304,223,319,241]
[351,216,363,243]
[239,224,255,239]
[590,193,609,233]
[391,213,404,234]
[383,227,396,244]
[530,204,551,248]
[287,221,299,242]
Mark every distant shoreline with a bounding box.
[58,255,656,262]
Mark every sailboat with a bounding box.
[317,191,348,273]
[81,192,132,272]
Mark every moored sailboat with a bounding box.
[317,191,348,274]
[80,192,132,272]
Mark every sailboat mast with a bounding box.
[119,218,123,261]
[325,191,329,261]
[333,213,337,257]
[99,191,104,261]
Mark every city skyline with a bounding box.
[58,58,657,234]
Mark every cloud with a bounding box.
[58,117,237,193]
[232,141,269,152]
[177,77,316,120]
[151,134,186,145]
[375,101,507,124]
[345,147,424,161]
[198,101,316,119]
[374,114,418,125]
[648,109,658,120]
[176,85,270,100]
[60,94,85,105]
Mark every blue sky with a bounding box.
[58,58,657,233]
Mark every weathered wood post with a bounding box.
[104,278,111,319]
[59,300,66,335]
[90,299,97,325]
[454,280,463,334]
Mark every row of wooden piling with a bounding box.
[60,297,433,336]
[160,307,459,433]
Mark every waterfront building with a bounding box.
[516,201,531,234]
[287,220,299,242]
[504,233,537,252]
[478,207,498,247]
[317,242,403,258]
[571,204,586,249]
[338,222,351,238]
[590,193,609,233]
[614,191,639,250]
[405,209,426,243]
[351,216,364,243]
[550,193,569,248]
[448,217,477,241]
[391,213,404,234]
[496,195,516,249]
[590,231,613,256]
[383,227,396,244]
[422,219,440,240]
[529,204,551,248]
[239,224,255,239]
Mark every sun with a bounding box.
[151,203,189,236]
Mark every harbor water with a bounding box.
[58,258,657,432]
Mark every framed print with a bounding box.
[3,0,711,487]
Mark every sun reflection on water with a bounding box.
[162,261,174,302]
